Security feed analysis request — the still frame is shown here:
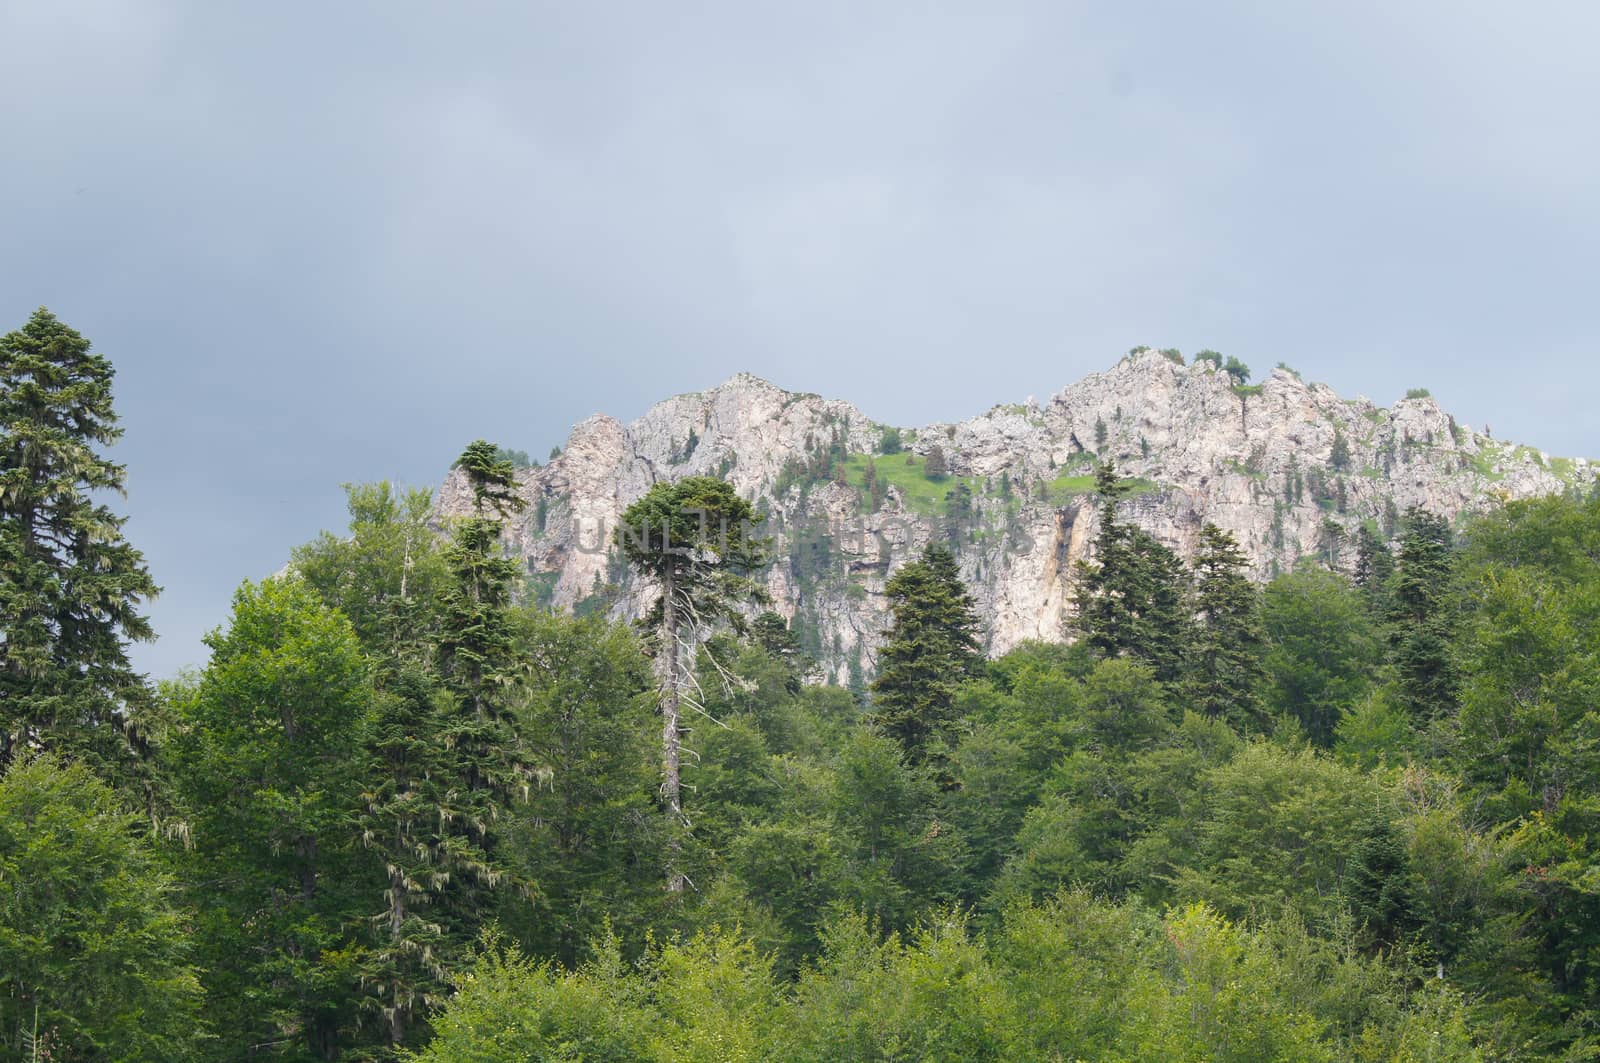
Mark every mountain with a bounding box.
[437,349,1595,683]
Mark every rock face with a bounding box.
[438,352,1596,684]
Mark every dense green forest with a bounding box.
[5,308,1600,1060]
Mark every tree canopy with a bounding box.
[6,314,1599,1059]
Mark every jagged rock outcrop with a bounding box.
[438,352,1595,683]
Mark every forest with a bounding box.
[4,308,1600,1061]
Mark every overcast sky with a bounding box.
[3,1,1597,679]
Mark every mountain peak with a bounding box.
[451,353,1595,681]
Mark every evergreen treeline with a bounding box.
[4,309,1600,1060]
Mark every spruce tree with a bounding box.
[0,309,159,776]
[1186,523,1265,728]
[1330,429,1352,470]
[437,440,532,796]
[619,476,765,891]
[943,481,973,544]
[359,666,491,1047]
[359,442,536,1045]
[751,610,810,693]
[1076,464,1136,654]
[1073,464,1190,683]
[1353,523,1395,615]
[1387,508,1458,720]
[870,542,981,764]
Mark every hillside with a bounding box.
[439,349,1594,681]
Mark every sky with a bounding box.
[2,1,1597,679]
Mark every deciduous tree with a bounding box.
[0,755,205,1061]
[170,578,375,1059]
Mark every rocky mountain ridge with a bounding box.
[437,350,1595,684]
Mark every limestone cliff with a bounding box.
[437,351,1595,684]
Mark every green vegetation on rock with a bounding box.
[840,451,978,514]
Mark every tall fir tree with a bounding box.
[436,440,533,796]
[619,476,765,892]
[1352,523,1396,615]
[358,666,498,1047]
[870,542,982,764]
[1387,508,1458,720]
[943,481,973,544]
[0,309,160,777]
[751,609,811,694]
[1186,523,1266,729]
[1329,429,1352,470]
[357,444,539,1046]
[1073,464,1190,683]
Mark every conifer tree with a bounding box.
[1387,508,1458,719]
[1186,523,1265,728]
[436,440,531,793]
[619,476,765,891]
[1073,464,1190,683]
[1353,523,1396,615]
[1330,429,1352,470]
[751,610,810,693]
[359,666,491,1047]
[0,309,159,776]
[924,444,948,479]
[437,441,536,806]
[870,542,981,764]
[359,442,536,1045]
[943,481,973,544]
